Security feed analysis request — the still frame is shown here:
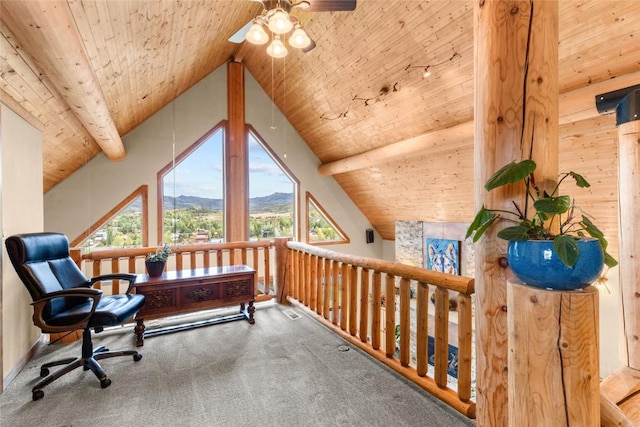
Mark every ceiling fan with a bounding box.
[229,0,356,58]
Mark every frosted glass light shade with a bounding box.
[268,9,293,34]
[266,37,288,58]
[289,25,311,49]
[246,22,269,45]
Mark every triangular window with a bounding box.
[306,192,349,245]
[71,185,148,250]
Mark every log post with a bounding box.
[508,281,600,426]
[618,93,640,369]
[474,1,559,424]
[226,61,248,241]
[274,237,292,304]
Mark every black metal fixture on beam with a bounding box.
[616,89,640,126]
[595,84,640,126]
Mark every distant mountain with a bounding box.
[249,192,293,213]
[164,195,223,210]
[157,192,293,213]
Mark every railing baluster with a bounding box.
[434,286,450,388]
[310,255,318,312]
[331,261,339,325]
[416,281,429,376]
[315,255,322,316]
[457,292,473,401]
[340,263,348,331]
[111,258,120,295]
[385,274,396,357]
[349,265,358,337]
[359,268,369,344]
[93,260,101,289]
[176,251,184,270]
[399,277,410,367]
[371,271,381,350]
[323,258,331,320]
[264,248,271,296]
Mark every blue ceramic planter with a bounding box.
[507,239,604,290]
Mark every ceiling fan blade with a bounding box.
[303,0,356,12]
[229,20,253,43]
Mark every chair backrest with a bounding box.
[5,232,91,319]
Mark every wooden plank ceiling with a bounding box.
[1,0,639,241]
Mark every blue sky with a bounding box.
[163,129,293,199]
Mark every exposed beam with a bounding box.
[318,69,640,177]
[0,0,125,161]
[317,122,473,176]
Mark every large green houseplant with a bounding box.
[465,159,618,271]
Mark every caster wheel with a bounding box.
[100,378,112,389]
[133,353,142,362]
[40,367,49,377]
[33,389,45,401]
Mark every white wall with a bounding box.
[46,66,228,242]
[244,69,381,258]
[45,63,382,260]
[1,104,43,383]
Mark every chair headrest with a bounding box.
[6,232,70,264]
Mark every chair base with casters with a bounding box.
[5,232,146,401]
[33,328,143,401]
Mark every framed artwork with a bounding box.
[426,238,460,275]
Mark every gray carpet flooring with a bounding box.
[0,302,475,427]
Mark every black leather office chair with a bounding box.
[5,232,146,401]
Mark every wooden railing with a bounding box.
[282,241,476,419]
[70,238,475,418]
[70,240,276,301]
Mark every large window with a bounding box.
[248,128,298,240]
[159,124,225,244]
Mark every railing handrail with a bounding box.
[79,240,273,261]
[286,241,474,294]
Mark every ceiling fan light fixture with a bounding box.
[268,9,294,34]
[267,36,288,58]
[246,20,269,45]
[289,24,311,49]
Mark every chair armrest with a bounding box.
[90,273,137,294]
[31,288,103,333]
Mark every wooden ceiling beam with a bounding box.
[318,69,640,177]
[317,122,473,177]
[0,0,126,161]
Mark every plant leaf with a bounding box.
[485,160,537,191]
[534,195,571,214]
[497,225,530,241]
[568,171,590,188]
[604,251,618,268]
[465,207,496,240]
[553,235,579,268]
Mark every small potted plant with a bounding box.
[465,159,618,289]
[145,243,171,277]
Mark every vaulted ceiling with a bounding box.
[1,1,639,240]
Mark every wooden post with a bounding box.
[618,115,640,368]
[226,61,248,242]
[474,1,559,424]
[508,281,599,426]
[274,237,291,304]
